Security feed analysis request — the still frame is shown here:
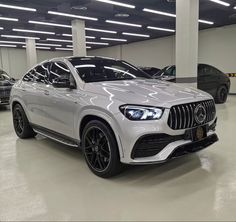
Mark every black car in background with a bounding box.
[154,64,230,104]
[139,67,160,76]
[0,70,15,106]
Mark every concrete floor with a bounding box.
[0,96,236,221]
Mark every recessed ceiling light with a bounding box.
[0,40,25,44]
[1,35,40,40]
[198,19,214,25]
[86,41,109,45]
[0,27,3,30]
[234,6,236,9]
[95,0,135,9]
[106,20,142,27]
[23,46,51,50]
[0,3,36,11]
[71,6,87,10]
[0,17,19,21]
[147,26,175,32]
[36,43,62,47]
[114,13,130,18]
[29,20,71,28]
[85,27,117,34]
[62,34,96,39]
[143,8,176,17]
[46,38,72,43]
[55,48,73,51]
[100,37,127,42]
[209,0,230,6]
[0,44,17,48]
[13,28,55,35]
[48,11,98,21]
[122,32,150,38]
[67,45,92,49]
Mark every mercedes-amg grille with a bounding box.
[168,100,216,130]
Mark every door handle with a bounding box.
[44,90,50,96]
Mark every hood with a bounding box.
[84,79,212,108]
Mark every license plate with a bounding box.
[191,125,207,142]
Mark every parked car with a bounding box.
[139,67,160,76]
[154,64,231,104]
[0,70,15,106]
[10,57,218,178]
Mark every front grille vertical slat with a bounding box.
[168,100,216,130]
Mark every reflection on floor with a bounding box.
[0,96,236,221]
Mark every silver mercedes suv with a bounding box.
[10,56,218,178]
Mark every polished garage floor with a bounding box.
[0,96,236,221]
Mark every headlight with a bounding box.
[119,105,164,121]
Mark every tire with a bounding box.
[82,120,122,178]
[215,85,228,104]
[13,104,36,139]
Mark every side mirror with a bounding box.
[52,78,71,88]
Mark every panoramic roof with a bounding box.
[0,0,235,51]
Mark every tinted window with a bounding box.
[23,69,36,82]
[198,64,219,75]
[163,66,176,76]
[49,62,71,84]
[69,58,151,83]
[35,63,50,84]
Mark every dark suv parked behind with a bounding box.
[154,64,231,104]
[0,70,15,106]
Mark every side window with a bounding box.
[35,63,50,84]
[49,62,71,84]
[164,66,175,76]
[199,65,215,75]
[23,69,36,82]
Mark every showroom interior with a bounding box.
[0,0,236,221]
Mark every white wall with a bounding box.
[0,48,72,79]
[88,24,236,73]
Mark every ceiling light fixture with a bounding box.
[62,34,96,39]
[1,35,40,40]
[85,27,117,34]
[143,8,176,17]
[100,37,127,42]
[209,0,230,6]
[198,19,214,25]
[22,46,51,50]
[67,45,92,49]
[106,20,142,27]
[94,0,135,9]
[122,32,150,38]
[0,3,36,11]
[0,27,3,30]
[29,20,71,28]
[46,38,72,43]
[0,17,19,21]
[86,41,109,45]
[0,40,25,44]
[13,28,55,35]
[36,43,62,47]
[147,26,175,32]
[48,11,98,21]
[55,48,73,51]
[0,44,17,48]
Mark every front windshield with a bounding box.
[69,58,151,83]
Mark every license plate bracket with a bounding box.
[190,125,207,142]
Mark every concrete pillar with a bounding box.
[26,38,37,69]
[72,19,87,56]
[176,0,199,85]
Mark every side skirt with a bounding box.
[31,123,80,148]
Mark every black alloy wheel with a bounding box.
[13,104,36,139]
[84,127,111,172]
[215,85,228,104]
[82,120,122,178]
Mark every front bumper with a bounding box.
[114,108,218,164]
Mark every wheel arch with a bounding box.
[78,113,124,159]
